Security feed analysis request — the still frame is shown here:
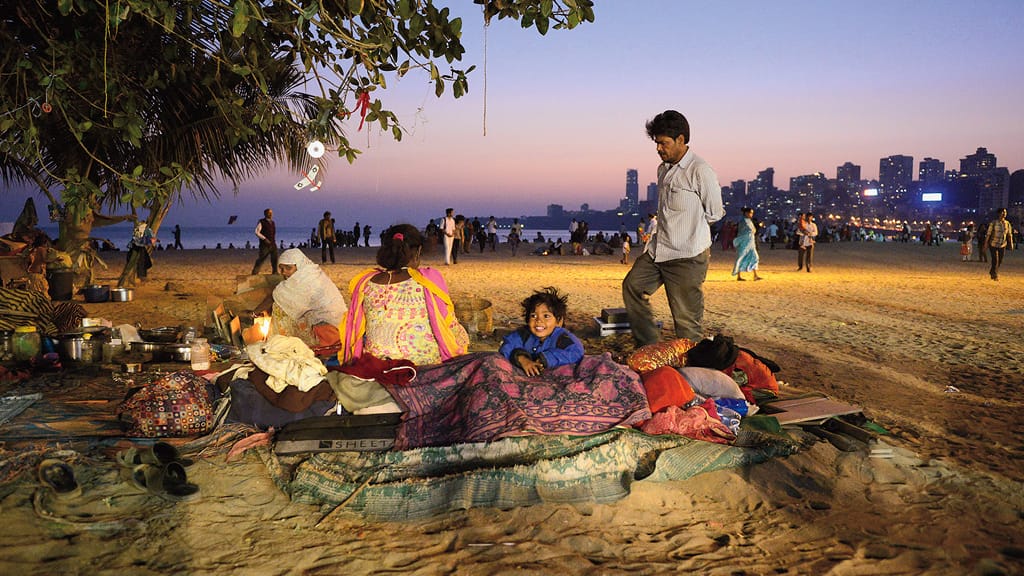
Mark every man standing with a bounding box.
[172,224,183,250]
[985,208,1014,280]
[486,216,498,251]
[251,208,279,274]
[622,110,724,345]
[363,224,371,248]
[442,208,456,265]
[318,211,336,264]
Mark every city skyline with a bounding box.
[3,1,1023,230]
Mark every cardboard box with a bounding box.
[600,307,630,324]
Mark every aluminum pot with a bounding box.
[138,327,181,343]
[110,288,134,302]
[83,284,110,303]
[57,334,102,363]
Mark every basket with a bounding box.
[452,296,493,335]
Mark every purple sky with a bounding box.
[4,0,1023,231]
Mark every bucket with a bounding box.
[453,296,493,335]
[48,270,75,301]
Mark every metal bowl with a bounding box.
[138,327,181,343]
[110,288,134,302]
[129,341,192,362]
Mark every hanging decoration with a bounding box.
[294,164,323,192]
[306,140,325,158]
[338,91,372,131]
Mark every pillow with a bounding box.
[641,365,696,414]
[627,338,696,373]
[725,350,779,395]
[677,367,745,400]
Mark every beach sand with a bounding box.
[1,240,1022,575]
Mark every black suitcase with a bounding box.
[274,412,401,455]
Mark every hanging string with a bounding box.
[482,7,488,137]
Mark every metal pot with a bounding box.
[83,284,110,303]
[57,334,102,363]
[110,288,134,302]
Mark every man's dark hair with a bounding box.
[520,286,569,323]
[646,110,690,144]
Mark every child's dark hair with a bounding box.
[377,224,424,270]
[520,286,569,323]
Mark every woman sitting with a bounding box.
[340,224,469,366]
[256,248,347,347]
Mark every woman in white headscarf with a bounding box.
[257,248,347,347]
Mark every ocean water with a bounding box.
[37,223,627,251]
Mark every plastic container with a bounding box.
[0,330,13,361]
[190,338,210,371]
[13,326,41,362]
[47,270,74,301]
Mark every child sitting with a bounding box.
[499,286,584,376]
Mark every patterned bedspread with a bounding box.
[382,352,652,449]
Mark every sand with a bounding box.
[1,239,1022,575]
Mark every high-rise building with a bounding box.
[836,162,861,186]
[624,169,639,213]
[790,173,829,213]
[879,155,914,207]
[959,148,1008,212]
[646,182,658,204]
[919,158,944,186]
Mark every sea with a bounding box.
[37,222,627,251]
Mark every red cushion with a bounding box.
[725,350,779,400]
[641,366,696,413]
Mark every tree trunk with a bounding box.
[57,208,97,288]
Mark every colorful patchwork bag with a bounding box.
[116,370,214,437]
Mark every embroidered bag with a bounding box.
[116,370,214,437]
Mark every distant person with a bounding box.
[509,218,523,256]
[623,109,724,345]
[798,212,818,272]
[363,224,372,248]
[499,287,584,377]
[318,211,336,264]
[251,208,279,275]
[959,225,974,262]
[985,208,1014,281]
[767,220,779,250]
[732,207,763,281]
[442,208,456,265]
[172,224,183,250]
[976,217,989,262]
[452,215,465,264]
[620,234,631,265]
[128,221,156,282]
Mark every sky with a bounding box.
[3,0,1024,232]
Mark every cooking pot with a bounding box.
[57,334,102,363]
[83,284,110,303]
[110,288,134,302]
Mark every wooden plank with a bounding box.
[764,396,863,425]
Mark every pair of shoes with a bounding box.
[127,462,199,502]
[38,459,82,500]
[117,441,193,469]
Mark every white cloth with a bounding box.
[246,334,327,392]
[273,249,347,328]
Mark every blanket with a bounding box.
[270,427,799,521]
[382,352,651,449]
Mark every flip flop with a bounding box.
[38,459,82,500]
[117,442,193,468]
[128,463,200,503]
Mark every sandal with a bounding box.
[38,459,82,500]
[128,463,200,503]
[117,442,193,468]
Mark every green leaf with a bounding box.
[57,0,72,16]
[132,165,143,177]
[231,3,250,38]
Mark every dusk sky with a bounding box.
[4,0,1023,232]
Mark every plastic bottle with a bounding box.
[13,326,41,362]
[190,337,210,371]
